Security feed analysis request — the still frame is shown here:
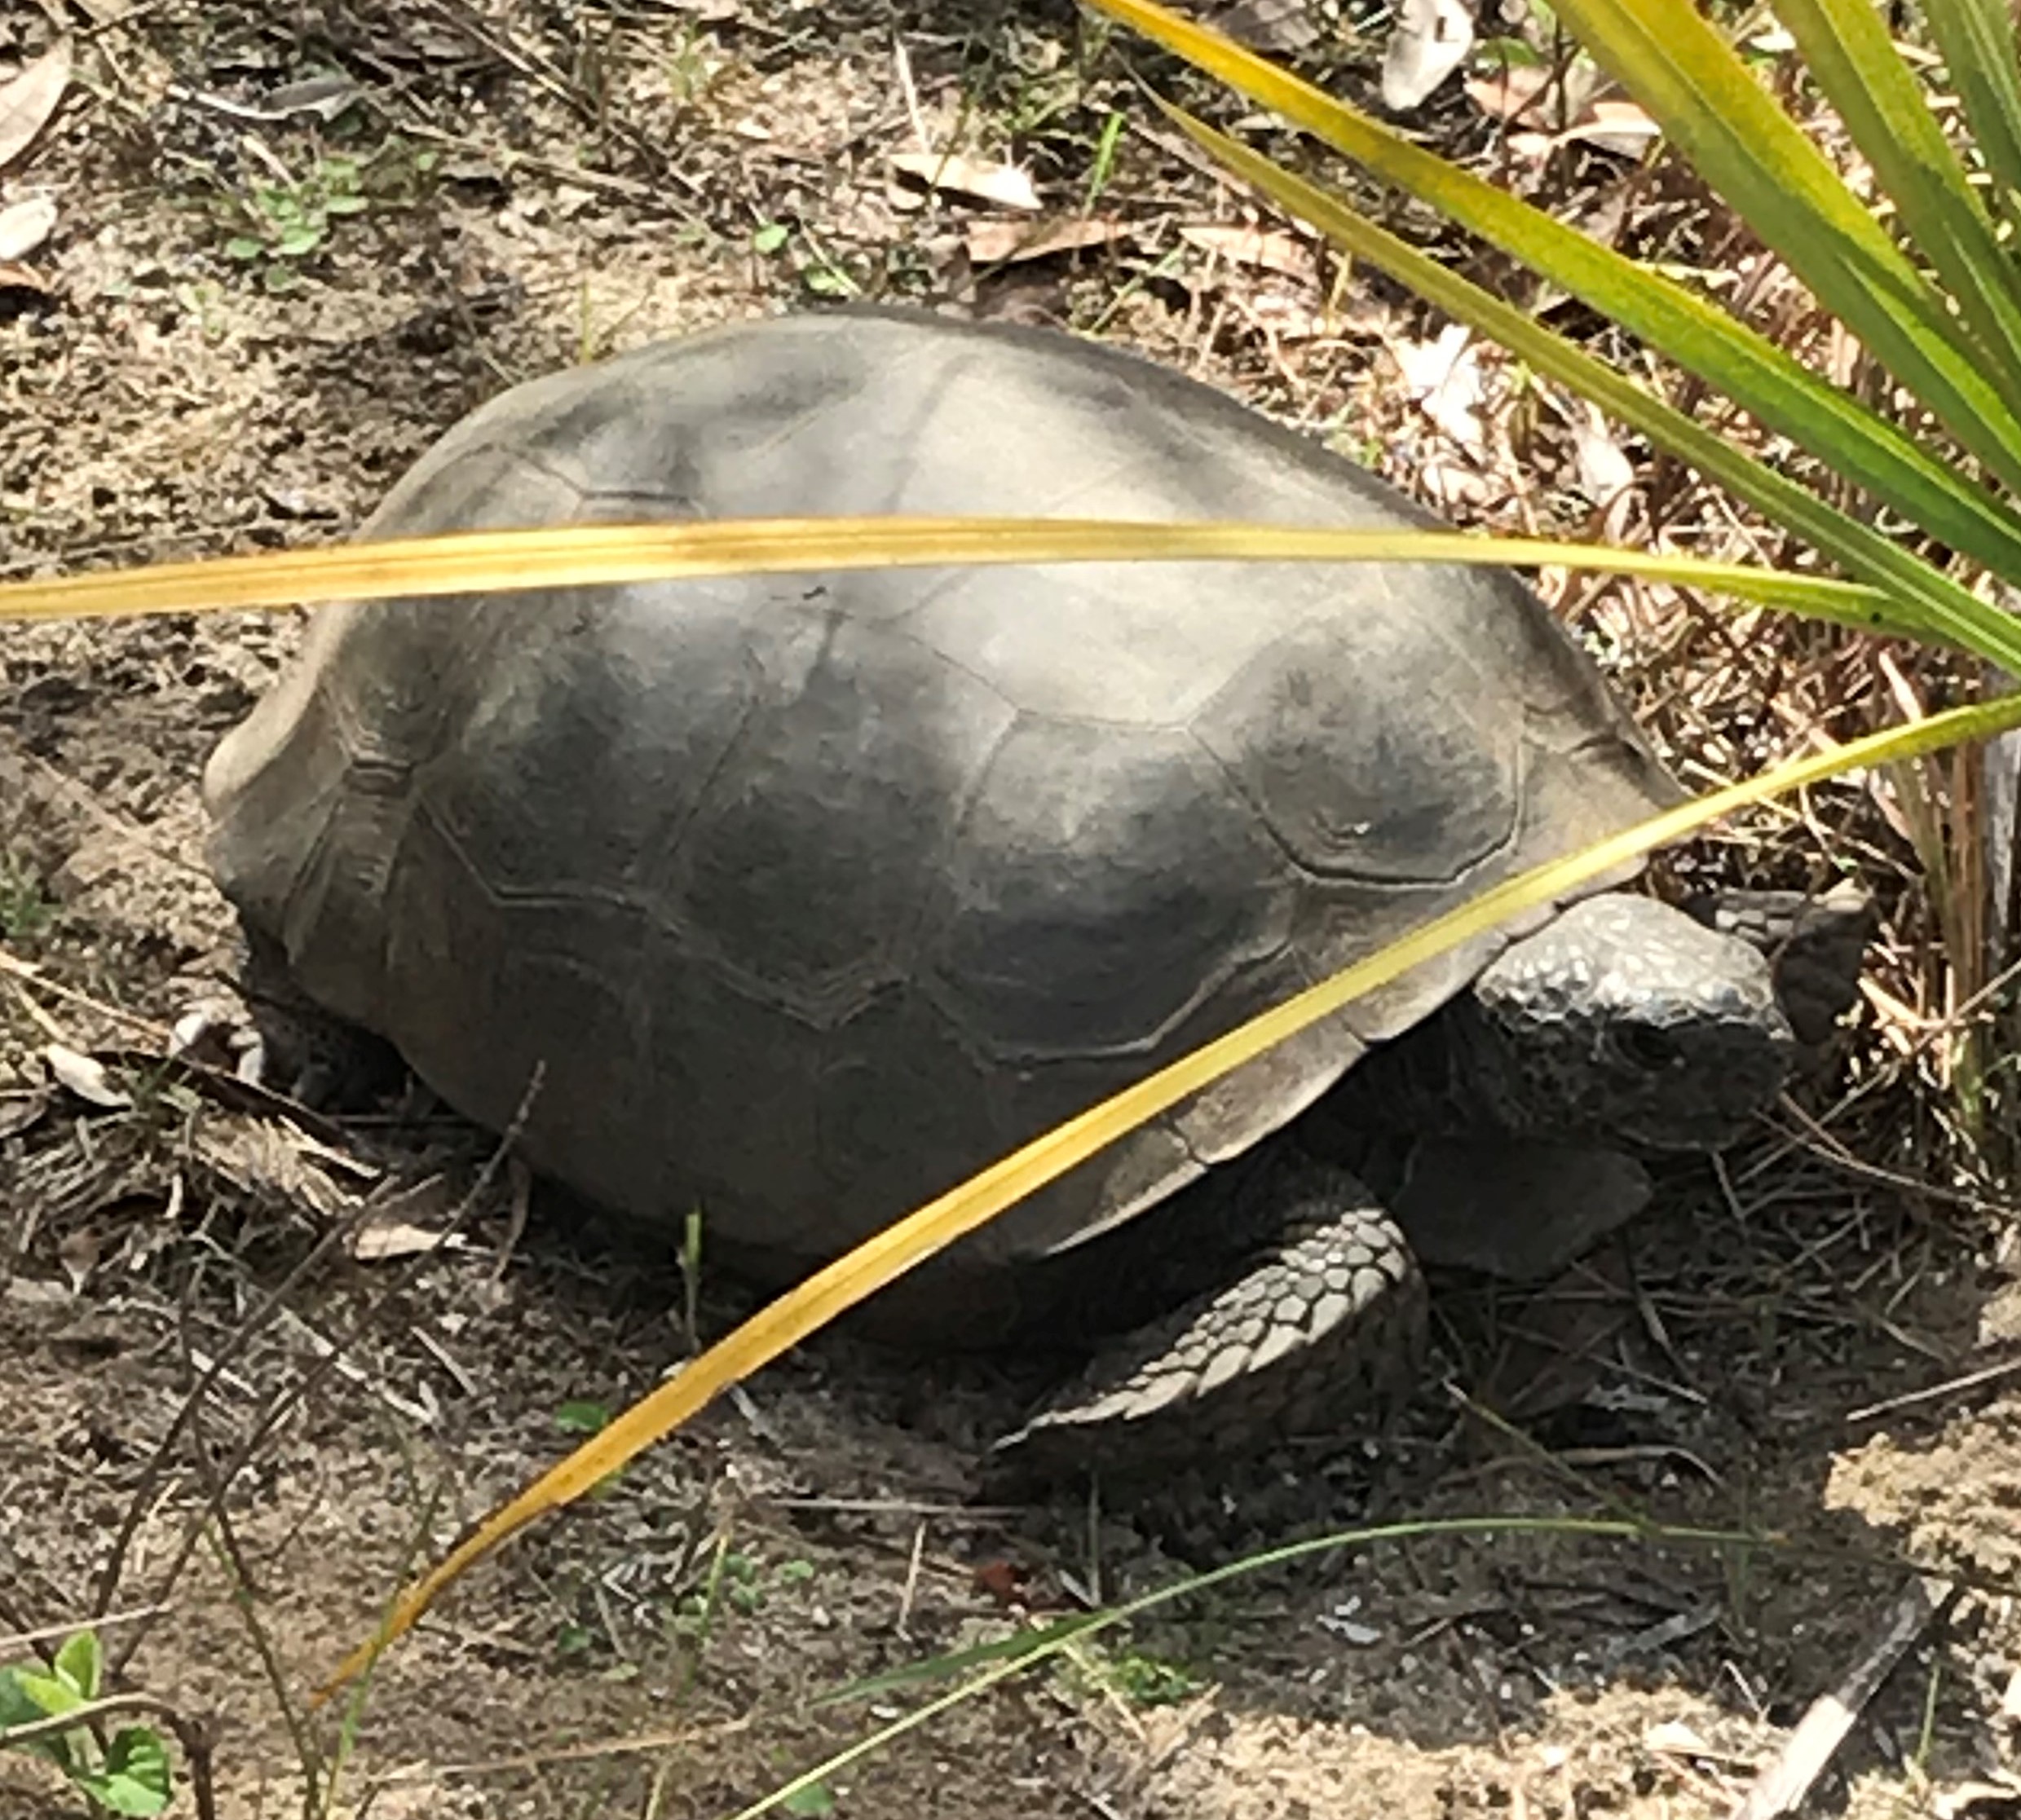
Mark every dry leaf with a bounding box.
[0,1088,51,1139]
[0,194,55,261]
[263,73,364,121]
[890,150,1041,212]
[1561,98,1661,156]
[1569,401,1635,503]
[0,259,50,293]
[1382,0,1474,110]
[58,1227,99,1293]
[1207,0,1321,53]
[4,1276,68,1308]
[1180,223,1317,282]
[1644,1720,1713,1757]
[349,1214,456,1262]
[0,38,73,174]
[964,216,1124,264]
[1394,322,1485,451]
[45,1042,132,1110]
[1464,64,1554,123]
[1932,1777,2021,1819]
[971,1558,1029,1606]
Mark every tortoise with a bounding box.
[201,306,1857,1477]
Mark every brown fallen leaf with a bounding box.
[1643,1720,1715,1759]
[964,216,1125,265]
[1932,1776,2021,1819]
[971,1558,1030,1606]
[890,149,1041,212]
[1464,64,1555,125]
[1394,322,1485,452]
[1561,98,1662,156]
[1569,399,1635,503]
[0,259,49,294]
[0,193,55,261]
[1180,223,1317,282]
[1382,0,1473,111]
[58,1227,100,1294]
[349,1214,459,1262]
[0,38,72,174]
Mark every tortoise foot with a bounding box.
[987,1160,1427,1487]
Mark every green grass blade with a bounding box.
[1924,0,2021,231]
[1550,0,2021,494]
[1169,110,2021,673]
[1082,0,2021,588]
[1771,0,2021,407]
[739,1514,1787,1820]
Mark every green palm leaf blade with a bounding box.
[1923,0,2021,231]
[1082,0,2021,588]
[1159,104,2021,673]
[1553,0,2021,492]
[1772,0,2021,405]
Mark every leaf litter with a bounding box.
[0,37,69,174]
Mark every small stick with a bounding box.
[1731,1575,1954,1820]
[1847,1357,2021,1424]
[0,1606,171,1655]
[896,1520,928,1638]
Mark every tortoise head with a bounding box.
[1460,892,1796,1152]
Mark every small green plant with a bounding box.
[223,154,368,271]
[721,1550,763,1618]
[747,220,858,297]
[0,853,57,940]
[1083,108,1127,209]
[214,143,438,290]
[670,1546,813,1645]
[1064,1638,1203,1709]
[0,1631,174,1816]
[554,1399,615,1437]
[553,1620,600,1662]
[665,25,726,108]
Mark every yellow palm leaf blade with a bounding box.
[0,518,1900,632]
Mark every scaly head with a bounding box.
[1461,892,1795,1152]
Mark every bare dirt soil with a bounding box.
[5,3,2021,1817]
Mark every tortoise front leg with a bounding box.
[988,1153,1427,1485]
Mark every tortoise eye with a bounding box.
[1616,1025,1684,1073]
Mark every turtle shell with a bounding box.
[204,306,1677,1275]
